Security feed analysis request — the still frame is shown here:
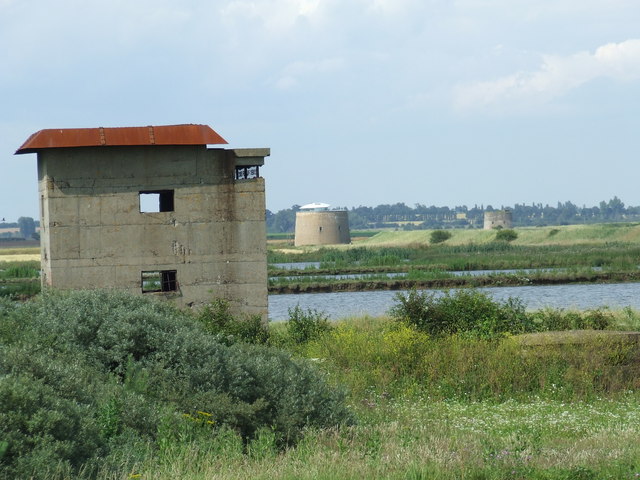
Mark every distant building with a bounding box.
[483,209,513,230]
[294,203,351,246]
[16,124,270,320]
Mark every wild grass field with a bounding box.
[3,289,640,479]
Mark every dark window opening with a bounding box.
[319,226,323,232]
[235,165,260,180]
[142,270,177,293]
[140,190,174,212]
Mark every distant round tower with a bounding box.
[483,210,513,230]
[294,203,351,246]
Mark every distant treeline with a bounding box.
[0,217,41,240]
[266,196,639,233]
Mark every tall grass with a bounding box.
[270,243,640,273]
[124,310,640,479]
[301,316,639,401]
[0,261,40,279]
[126,397,640,479]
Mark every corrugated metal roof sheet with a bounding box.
[15,124,228,154]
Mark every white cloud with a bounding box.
[367,0,423,15]
[275,57,345,90]
[454,39,640,112]
[221,0,323,31]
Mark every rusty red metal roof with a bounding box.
[15,124,228,154]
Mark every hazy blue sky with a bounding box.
[2,0,640,222]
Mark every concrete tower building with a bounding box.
[294,203,350,246]
[483,209,513,230]
[16,124,270,320]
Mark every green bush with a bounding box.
[530,307,613,331]
[430,230,452,244]
[286,305,332,345]
[389,289,613,338]
[0,290,354,478]
[197,298,270,345]
[495,229,518,242]
[0,364,105,479]
[389,288,531,337]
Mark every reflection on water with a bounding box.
[271,262,321,270]
[268,282,640,322]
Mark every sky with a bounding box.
[2,0,640,222]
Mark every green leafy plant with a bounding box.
[429,230,452,244]
[286,305,332,345]
[197,298,270,345]
[530,307,613,331]
[0,290,354,478]
[389,288,530,337]
[430,230,452,244]
[495,229,518,242]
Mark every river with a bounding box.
[268,282,640,321]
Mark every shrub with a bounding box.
[286,305,332,345]
[495,229,518,242]
[530,307,613,331]
[197,298,269,345]
[0,290,354,478]
[389,288,530,338]
[430,230,452,244]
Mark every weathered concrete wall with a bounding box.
[483,210,513,230]
[37,145,269,320]
[294,210,350,246]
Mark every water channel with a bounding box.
[268,282,640,321]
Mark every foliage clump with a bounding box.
[530,307,613,331]
[286,305,333,345]
[196,298,269,345]
[389,288,613,338]
[0,290,354,479]
[495,229,518,242]
[430,230,452,244]
[389,288,530,337]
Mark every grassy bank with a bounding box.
[268,268,640,294]
[358,222,640,247]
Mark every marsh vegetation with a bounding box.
[268,224,640,293]
[2,288,640,479]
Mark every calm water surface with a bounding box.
[268,282,640,321]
